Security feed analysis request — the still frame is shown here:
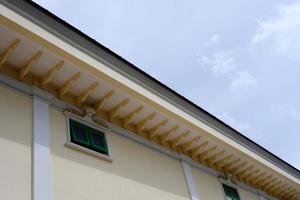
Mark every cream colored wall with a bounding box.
[0,83,265,200]
[0,85,32,200]
[192,164,262,200]
[192,164,261,200]
[238,188,260,200]
[191,166,225,200]
[49,108,190,200]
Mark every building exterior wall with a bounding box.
[0,85,32,200]
[0,83,273,200]
[191,166,225,200]
[191,165,262,200]
[49,107,190,200]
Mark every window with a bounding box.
[222,184,241,200]
[69,118,109,156]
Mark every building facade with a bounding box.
[0,1,299,200]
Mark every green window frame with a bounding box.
[222,184,241,200]
[69,118,109,156]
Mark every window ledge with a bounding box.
[65,142,113,162]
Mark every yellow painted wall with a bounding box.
[191,165,261,200]
[191,166,225,200]
[238,188,260,200]
[0,83,264,200]
[0,85,32,200]
[49,108,190,200]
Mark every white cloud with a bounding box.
[270,102,300,121]
[218,112,251,133]
[231,70,256,91]
[203,34,220,47]
[211,34,220,43]
[252,1,300,55]
[198,50,235,76]
[198,46,256,91]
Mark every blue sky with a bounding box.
[34,0,300,169]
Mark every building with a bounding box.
[0,1,299,200]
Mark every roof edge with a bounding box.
[3,0,299,179]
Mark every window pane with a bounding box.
[70,119,91,146]
[89,129,108,155]
[223,184,240,200]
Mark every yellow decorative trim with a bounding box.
[257,175,273,187]
[41,60,64,88]
[122,105,143,128]
[215,154,233,169]
[198,145,217,161]
[265,180,280,191]
[108,98,129,121]
[75,82,98,105]
[59,72,81,98]
[181,135,201,152]
[236,165,254,178]
[170,130,190,148]
[285,188,297,198]
[94,90,114,111]
[206,150,225,165]
[241,168,259,180]
[271,183,286,195]
[0,38,20,68]
[274,184,288,196]
[189,140,208,156]
[287,190,300,199]
[136,112,156,133]
[148,119,168,139]
[160,125,179,142]
[231,161,247,175]
[19,51,42,80]
[249,171,265,184]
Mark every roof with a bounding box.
[0,0,299,193]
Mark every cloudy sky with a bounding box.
[34,0,300,169]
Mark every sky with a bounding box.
[34,0,300,169]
